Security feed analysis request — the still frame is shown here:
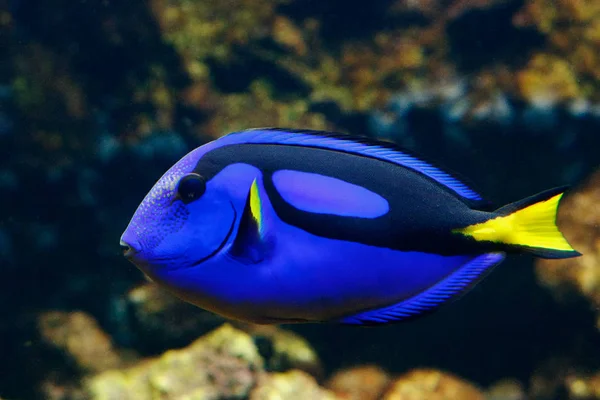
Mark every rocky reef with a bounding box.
[2,0,600,399]
[29,307,539,399]
[87,324,267,400]
[33,313,499,400]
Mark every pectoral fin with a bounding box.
[229,178,272,264]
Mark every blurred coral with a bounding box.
[208,81,331,136]
[147,0,332,136]
[37,311,122,374]
[125,282,225,352]
[532,170,600,398]
[382,369,484,400]
[528,357,579,400]
[325,365,391,400]
[535,169,600,319]
[485,378,526,400]
[250,370,337,400]
[517,53,582,106]
[240,323,323,379]
[125,282,323,377]
[86,323,264,399]
[514,0,600,102]
[566,373,600,400]
[150,0,284,63]
[392,0,512,20]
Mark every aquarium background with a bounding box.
[2,0,600,399]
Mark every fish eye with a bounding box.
[177,173,206,204]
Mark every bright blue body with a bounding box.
[121,128,506,325]
[156,174,482,323]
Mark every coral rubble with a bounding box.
[84,322,329,400]
[565,372,600,400]
[240,324,323,379]
[37,311,123,374]
[382,369,484,400]
[125,283,225,352]
[250,370,336,400]
[124,282,323,377]
[485,378,526,400]
[86,324,264,399]
[514,0,600,104]
[326,365,391,400]
[33,313,496,400]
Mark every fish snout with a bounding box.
[120,239,140,258]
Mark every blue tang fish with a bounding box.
[120,128,580,325]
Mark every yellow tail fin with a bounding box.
[454,187,580,259]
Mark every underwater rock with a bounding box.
[207,81,332,137]
[516,53,582,107]
[86,323,264,399]
[148,0,333,136]
[535,169,600,320]
[391,0,510,20]
[40,380,88,400]
[37,311,122,374]
[382,369,484,400]
[7,0,600,158]
[325,364,391,400]
[485,378,526,400]
[124,283,322,377]
[565,373,600,400]
[34,312,325,399]
[149,0,284,64]
[241,324,323,379]
[528,357,574,400]
[125,283,225,353]
[250,370,337,400]
[514,0,600,106]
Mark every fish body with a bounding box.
[120,128,580,325]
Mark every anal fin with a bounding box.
[338,252,505,325]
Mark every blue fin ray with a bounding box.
[338,252,505,325]
[222,128,483,203]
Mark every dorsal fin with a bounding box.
[337,252,505,325]
[221,128,484,205]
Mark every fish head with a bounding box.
[120,147,236,276]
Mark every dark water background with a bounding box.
[2,0,600,399]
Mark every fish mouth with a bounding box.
[190,201,237,267]
[120,240,137,258]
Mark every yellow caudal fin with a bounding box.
[454,187,581,259]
